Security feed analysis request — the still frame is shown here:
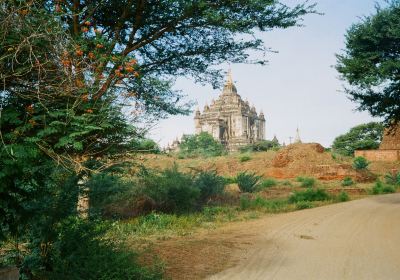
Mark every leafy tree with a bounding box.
[178,132,226,157]
[332,122,384,156]
[336,2,400,125]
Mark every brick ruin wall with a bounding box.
[354,150,400,162]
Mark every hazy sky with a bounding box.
[149,0,386,148]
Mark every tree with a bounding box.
[0,0,316,277]
[179,132,225,157]
[336,2,400,125]
[332,122,384,156]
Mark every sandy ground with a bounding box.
[206,193,400,280]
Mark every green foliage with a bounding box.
[337,191,350,202]
[385,171,400,186]
[223,176,237,185]
[352,156,369,170]
[296,176,316,188]
[295,201,314,210]
[336,2,400,124]
[137,166,200,213]
[236,172,262,193]
[258,178,278,190]
[240,140,280,153]
[332,122,384,156]
[239,155,252,162]
[371,180,396,195]
[44,218,162,280]
[342,177,354,187]
[194,170,226,203]
[178,132,226,158]
[130,138,161,154]
[289,189,330,203]
[239,196,289,212]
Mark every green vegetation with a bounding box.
[178,132,226,158]
[239,155,252,162]
[371,181,396,195]
[240,140,280,153]
[240,196,290,212]
[332,122,384,156]
[385,172,400,186]
[337,191,350,202]
[296,176,317,188]
[258,178,278,190]
[295,201,314,210]
[236,172,262,193]
[336,2,400,125]
[341,177,354,187]
[288,189,330,203]
[352,156,369,170]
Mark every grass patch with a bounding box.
[257,178,278,190]
[337,191,350,202]
[296,176,316,188]
[239,155,252,162]
[240,196,291,213]
[295,201,314,210]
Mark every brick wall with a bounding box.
[354,150,400,162]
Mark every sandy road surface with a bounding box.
[208,194,400,280]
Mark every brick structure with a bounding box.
[355,124,400,162]
[194,70,265,151]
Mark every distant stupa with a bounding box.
[294,127,302,144]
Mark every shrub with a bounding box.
[44,217,163,280]
[352,156,369,170]
[372,180,396,195]
[178,132,226,158]
[341,177,354,187]
[289,188,330,203]
[194,170,226,203]
[258,178,277,190]
[137,166,200,213]
[296,201,313,210]
[236,172,262,193]
[385,171,400,186]
[337,191,350,202]
[239,155,252,162]
[296,176,316,188]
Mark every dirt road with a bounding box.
[208,194,400,280]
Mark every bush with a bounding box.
[236,172,262,193]
[258,178,277,190]
[289,188,330,203]
[353,156,369,170]
[178,132,226,158]
[223,176,236,184]
[137,166,200,213]
[337,191,350,202]
[239,155,252,162]
[296,176,316,188]
[372,180,396,195]
[341,177,354,187]
[41,217,163,280]
[385,171,400,186]
[296,201,313,210]
[194,170,226,203]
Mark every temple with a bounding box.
[194,70,266,151]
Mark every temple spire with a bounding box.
[222,67,237,94]
[294,127,302,144]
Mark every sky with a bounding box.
[148,0,386,148]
